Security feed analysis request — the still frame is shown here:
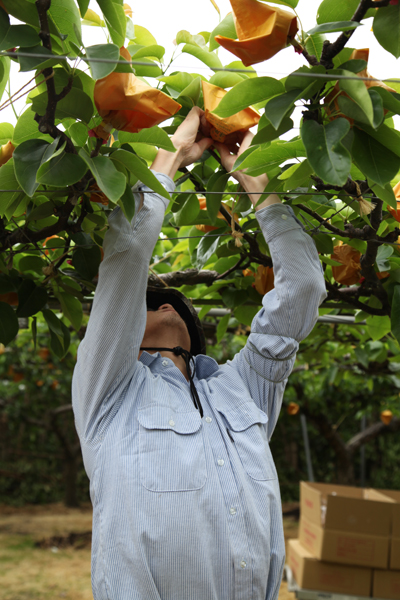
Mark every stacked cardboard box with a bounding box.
[287,481,400,598]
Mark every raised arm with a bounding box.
[72,109,212,460]
[216,133,327,433]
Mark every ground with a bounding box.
[0,503,299,600]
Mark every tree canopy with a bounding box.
[0,0,400,360]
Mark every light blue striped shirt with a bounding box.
[72,173,326,600]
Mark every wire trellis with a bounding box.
[2,50,400,85]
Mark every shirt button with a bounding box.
[240,560,247,569]
[162,360,168,366]
[281,214,288,220]
[169,420,175,427]
[217,459,224,466]
[205,417,212,423]
[230,507,237,515]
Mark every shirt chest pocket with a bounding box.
[217,403,277,482]
[138,406,207,492]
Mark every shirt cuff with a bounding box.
[132,171,176,196]
[255,203,305,244]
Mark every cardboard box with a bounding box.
[299,481,391,569]
[367,489,400,570]
[288,538,372,596]
[373,569,400,600]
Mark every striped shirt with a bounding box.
[72,172,326,600]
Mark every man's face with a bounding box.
[144,304,191,350]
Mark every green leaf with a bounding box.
[177,77,202,108]
[0,302,18,345]
[391,286,400,345]
[79,151,126,202]
[110,149,170,200]
[158,72,194,93]
[367,315,391,342]
[304,33,326,61]
[42,308,70,358]
[196,229,224,268]
[358,123,400,159]
[0,123,13,145]
[264,89,300,129]
[373,3,400,59]
[118,126,176,151]
[216,313,230,343]
[16,280,48,318]
[206,172,229,224]
[233,139,306,175]
[308,21,362,35]
[18,45,61,72]
[210,13,237,51]
[68,122,88,146]
[118,182,136,222]
[26,201,55,222]
[252,117,293,145]
[301,118,351,186]
[1,0,39,27]
[175,30,206,47]
[131,57,162,77]
[352,129,400,187]
[339,70,374,127]
[281,159,313,191]
[338,59,367,73]
[13,139,52,196]
[95,0,126,46]
[71,244,102,281]
[234,304,258,326]
[368,181,397,210]
[373,88,400,116]
[77,0,90,15]
[13,108,50,145]
[131,24,157,46]
[338,88,384,129]
[127,44,165,60]
[220,288,248,309]
[182,44,222,71]
[213,77,284,118]
[58,292,83,331]
[36,153,88,187]
[317,0,375,24]
[258,0,298,7]
[312,232,334,254]
[48,0,82,55]
[31,87,94,124]
[0,56,10,104]
[0,160,23,217]
[208,71,244,88]
[0,24,40,52]
[86,43,120,79]
[174,194,200,227]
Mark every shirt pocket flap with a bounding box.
[216,402,268,432]
[138,406,202,434]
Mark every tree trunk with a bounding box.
[336,453,355,485]
[63,454,79,508]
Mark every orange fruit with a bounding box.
[380,410,393,425]
[287,402,300,415]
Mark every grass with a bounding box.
[0,503,298,600]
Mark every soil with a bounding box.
[0,502,299,600]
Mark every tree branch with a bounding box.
[347,417,400,453]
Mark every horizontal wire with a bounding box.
[2,50,400,84]
[0,189,379,198]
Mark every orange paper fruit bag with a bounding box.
[331,243,362,285]
[387,181,400,222]
[93,47,182,139]
[215,0,298,67]
[202,80,260,142]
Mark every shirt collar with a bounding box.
[139,351,219,380]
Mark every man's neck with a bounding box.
[139,345,190,381]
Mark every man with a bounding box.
[72,107,326,600]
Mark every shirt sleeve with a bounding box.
[72,172,174,447]
[227,203,327,438]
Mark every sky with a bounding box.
[2,0,399,128]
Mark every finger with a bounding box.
[196,137,214,155]
[214,143,234,170]
[237,130,254,157]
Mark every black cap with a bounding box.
[146,287,206,356]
